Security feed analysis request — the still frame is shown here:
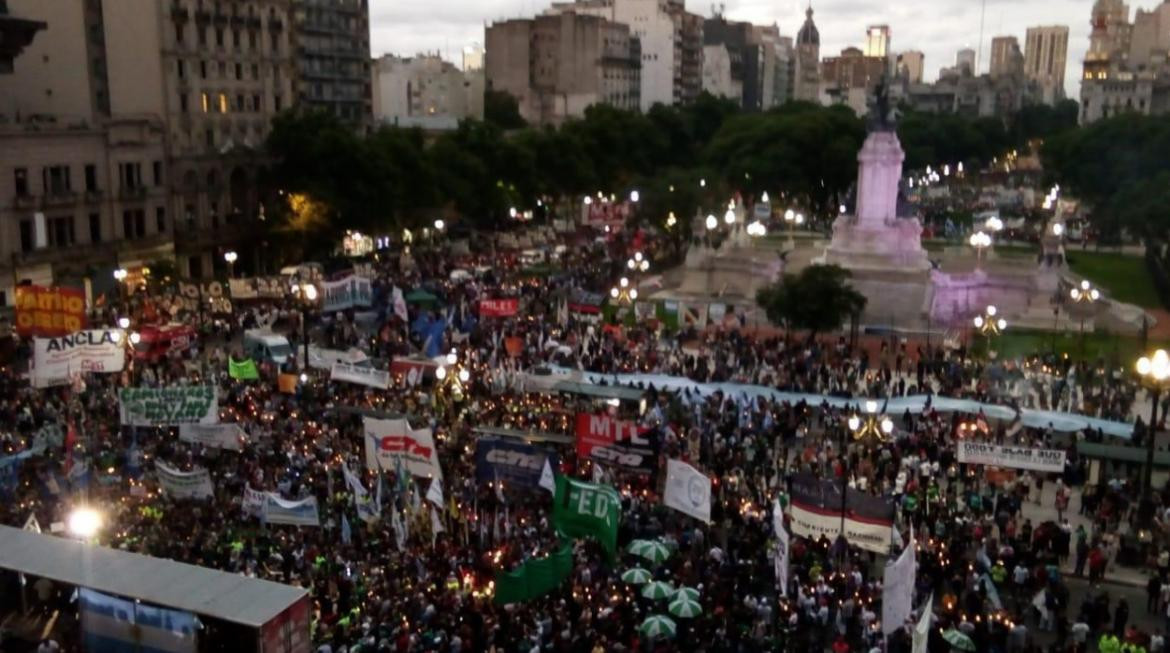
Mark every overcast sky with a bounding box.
[370,0,1096,99]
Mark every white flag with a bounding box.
[772,498,784,536]
[539,458,556,494]
[663,459,712,524]
[912,594,933,653]
[426,477,444,508]
[431,505,445,536]
[392,287,409,322]
[391,510,405,551]
[882,530,917,636]
[23,514,41,533]
[775,524,790,597]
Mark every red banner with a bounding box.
[14,285,86,337]
[479,298,519,317]
[574,412,657,472]
[390,356,437,385]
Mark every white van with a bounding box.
[243,329,293,365]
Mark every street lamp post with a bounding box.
[973,305,1007,357]
[969,231,992,269]
[223,250,238,278]
[293,280,318,368]
[1069,280,1101,359]
[435,350,472,403]
[609,276,638,306]
[839,400,894,543]
[113,268,128,305]
[783,209,804,248]
[1136,350,1170,498]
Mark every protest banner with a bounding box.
[178,423,247,451]
[14,285,86,337]
[882,536,917,635]
[663,459,712,524]
[574,413,657,474]
[32,329,126,385]
[80,588,197,653]
[956,441,1066,473]
[155,461,214,500]
[229,358,260,380]
[322,275,373,312]
[262,494,320,527]
[119,386,218,426]
[474,438,559,489]
[552,475,620,558]
[330,362,390,390]
[479,298,519,318]
[389,357,437,386]
[493,544,574,605]
[787,473,895,554]
[173,281,231,315]
[362,417,443,479]
[229,276,289,300]
[242,484,266,517]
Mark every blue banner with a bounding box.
[475,438,559,489]
[79,588,197,653]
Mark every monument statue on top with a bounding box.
[816,76,929,272]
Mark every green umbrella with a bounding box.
[405,289,439,305]
[673,586,699,601]
[621,567,653,585]
[667,595,703,618]
[942,629,976,652]
[640,580,675,601]
[639,615,677,639]
[627,539,672,564]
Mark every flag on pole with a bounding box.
[912,594,933,653]
[426,477,444,509]
[539,458,556,494]
[392,287,409,322]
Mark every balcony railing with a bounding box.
[42,190,78,206]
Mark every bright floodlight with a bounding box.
[973,316,985,328]
[848,416,861,431]
[629,190,640,203]
[987,305,997,316]
[584,196,592,205]
[117,317,130,329]
[865,400,878,414]
[68,507,102,538]
[997,318,1007,331]
[1052,223,1064,236]
[129,332,142,345]
[458,368,470,383]
[700,178,706,187]
[610,288,620,298]
[795,213,805,225]
[1080,280,1090,290]
[628,259,636,269]
[784,209,795,222]
[724,209,736,225]
[620,277,629,288]
[706,215,717,230]
[446,352,458,365]
[1091,289,1100,300]
[629,289,638,300]
[299,372,308,383]
[113,268,128,281]
[303,285,318,301]
[435,366,447,380]
[761,191,770,203]
[434,219,445,230]
[634,252,643,262]
[881,418,894,434]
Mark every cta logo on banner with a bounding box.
[787,473,895,554]
[262,494,320,527]
[14,285,86,337]
[330,362,390,390]
[322,275,373,312]
[663,459,712,523]
[32,329,126,385]
[574,413,658,473]
[119,386,218,426]
[956,441,1067,473]
[178,423,246,451]
[155,461,214,500]
[474,437,559,489]
[362,417,443,479]
[479,298,519,318]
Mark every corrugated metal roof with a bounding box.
[0,525,307,627]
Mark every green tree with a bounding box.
[756,264,867,336]
[484,90,527,130]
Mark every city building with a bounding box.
[291,0,372,125]
[793,5,821,102]
[821,46,888,114]
[485,12,641,125]
[752,24,792,108]
[989,36,1024,79]
[372,54,484,129]
[899,65,1042,118]
[1080,0,1170,123]
[702,16,764,110]
[956,47,977,75]
[1023,26,1069,103]
[864,24,890,58]
[462,43,484,71]
[896,50,924,83]
[545,0,702,111]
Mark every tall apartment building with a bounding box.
[896,50,924,83]
[372,54,485,129]
[292,0,372,124]
[864,25,890,58]
[793,5,821,102]
[1023,26,1069,104]
[1080,0,1170,123]
[462,44,484,71]
[989,36,1024,79]
[545,0,702,111]
[702,17,765,110]
[821,46,888,115]
[955,48,977,75]
[485,12,641,125]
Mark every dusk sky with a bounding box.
[369,0,1098,100]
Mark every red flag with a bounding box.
[64,421,78,474]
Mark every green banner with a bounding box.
[553,476,621,559]
[493,544,574,605]
[229,358,259,380]
[118,386,218,426]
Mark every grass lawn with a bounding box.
[972,328,1160,364]
[1066,250,1161,309]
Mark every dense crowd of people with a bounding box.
[0,232,1166,653]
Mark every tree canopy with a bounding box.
[756,264,867,336]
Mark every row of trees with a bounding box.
[265,93,1082,252]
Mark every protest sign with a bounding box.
[574,413,657,473]
[155,461,214,500]
[262,494,320,527]
[32,329,125,385]
[882,536,917,635]
[479,298,519,318]
[322,275,373,312]
[552,476,620,558]
[173,281,231,315]
[229,358,260,380]
[956,441,1066,472]
[362,417,443,479]
[663,459,712,524]
[119,386,218,426]
[242,484,266,517]
[493,544,574,605]
[14,285,86,337]
[474,438,559,489]
[178,423,246,451]
[229,276,289,300]
[330,362,390,390]
[787,473,895,554]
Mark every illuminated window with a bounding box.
[218,93,228,113]
[201,92,209,113]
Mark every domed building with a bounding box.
[794,4,822,102]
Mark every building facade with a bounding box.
[1080,0,1170,123]
[292,0,372,124]
[821,46,887,114]
[864,25,890,58]
[989,36,1024,79]
[372,54,484,129]
[793,6,821,102]
[485,12,641,125]
[896,50,924,83]
[1023,26,1069,103]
